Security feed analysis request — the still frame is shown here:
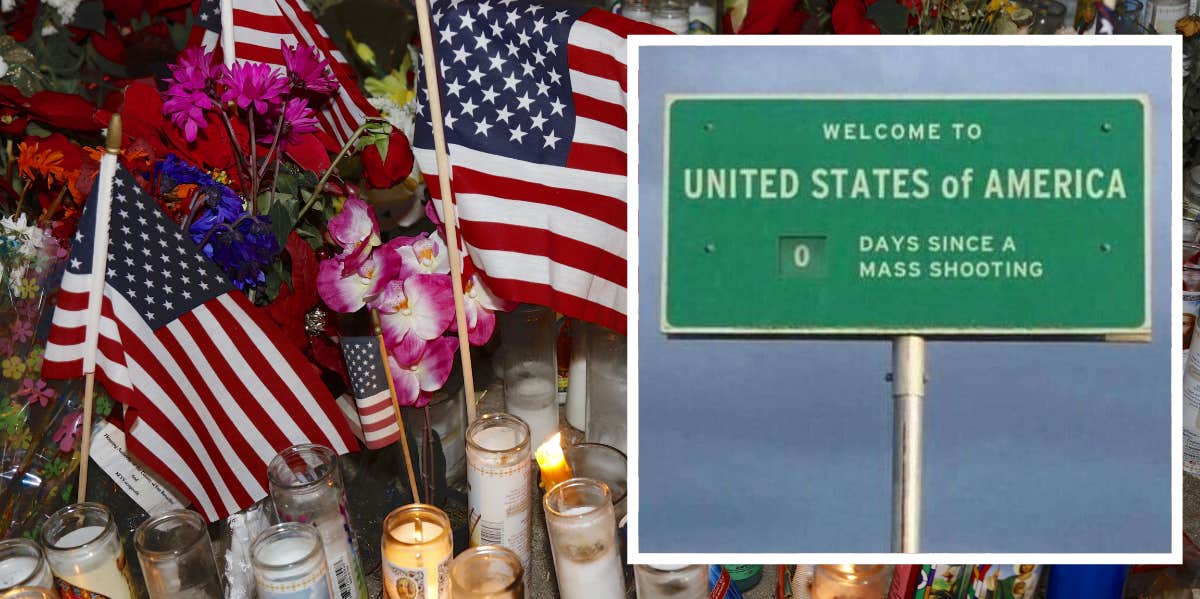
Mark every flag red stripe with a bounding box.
[53,289,89,311]
[578,7,673,35]
[485,276,626,334]
[232,9,293,33]
[566,143,627,175]
[47,323,85,346]
[174,310,295,451]
[359,397,394,416]
[573,94,626,131]
[362,417,397,433]
[234,43,284,65]
[122,421,219,520]
[459,220,626,286]
[427,168,625,231]
[568,46,627,92]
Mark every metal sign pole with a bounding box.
[891,335,925,553]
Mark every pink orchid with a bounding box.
[328,195,381,274]
[380,233,450,279]
[10,320,32,344]
[53,411,83,453]
[317,253,393,313]
[370,274,455,347]
[387,336,458,408]
[18,378,55,407]
[452,274,514,346]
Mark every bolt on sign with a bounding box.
[661,96,1150,335]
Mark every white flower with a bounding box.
[44,0,81,23]
[0,57,8,80]
[0,0,14,12]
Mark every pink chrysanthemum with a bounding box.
[167,47,220,95]
[281,42,339,95]
[220,61,289,114]
[261,98,320,148]
[162,88,212,143]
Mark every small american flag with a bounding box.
[412,0,668,335]
[189,0,378,148]
[340,336,402,449]
[42,164,358,522]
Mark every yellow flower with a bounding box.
[346,30,377,69]
[16,277,37,300]
[1178,15,1200,35]
[210,170,231,185]
[3,356,26,379]
[365,70,414,106]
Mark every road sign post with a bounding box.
[662,96,1151,552]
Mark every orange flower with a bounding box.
[17,140,67,184]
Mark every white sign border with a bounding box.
[627,35,1182,566]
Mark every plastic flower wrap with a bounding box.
[317,197,508,407]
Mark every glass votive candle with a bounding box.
[0,539,53,591]
[1145,0,1188,31]
[450,545,525,599]
[635,564,709,599]
[251,523,334,599]
[0,588,58,599]
[134,509,222,599]
[466,413,533,572]
[381,504,453,599]
[564,443,627,525]
[268,444,366,599]
[811,565,888,599]
[543,478,624,599]
[585,327,626,453]
[40,503,134,599]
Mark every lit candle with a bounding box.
[466,414,533,573]
[40,503,134,599]
[810,565,888,599]
[382,505,453,599]
[0,588,59,599]
[0,539,54,591]
[543,478,624,599]
[250,523,334,599]
[534,433,573,490]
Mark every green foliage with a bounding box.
[0,398,24,435]
[1185,38,1200,166]
[43,457,68,479]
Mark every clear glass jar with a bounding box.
[134,510,222,599]
[500,305,561,449]
[427,381,467,486]
[652,0,690,32]
[450,546,524,599]
[1115,0,1144,31]
[635,565,708,598]
[381,504,453,599]
[466,413,532,572]
[1144,0,1188,31]
[251,523,334,599]
[40,503,134,599]
[687,0,717,32]
[811,565,888,599]
[0,539,53,591]
[585,326,627,453]
[543,478,624,599]
[268,444,366,599]
[622,0,654,22]
[0,589,58,599]
[563,443,627,526]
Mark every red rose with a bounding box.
[360,129,415,189]
[0,86,111,132]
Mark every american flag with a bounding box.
[188,0,378,148]
[340,336,402,449]
[42,164,358,522]
[412,0,668,335]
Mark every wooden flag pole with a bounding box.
[219,0,235,67]
[412,0,479,423]
[371,310,422,503]
[77,115,122,502]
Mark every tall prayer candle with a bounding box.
[466,414,532,573]
[268,444,366,599]
[381,505,453,599]
[40,503,134,599]
[543,478,624,599]
[250,523,334,599]
[0,539,53,591]
[450,546,525,599]
[635,565,708,599]
[134,509,222,599]
[810,565,887,599]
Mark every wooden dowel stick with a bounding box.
[412,0,479,424]
[77,372,95,502]
[373,311,421,503]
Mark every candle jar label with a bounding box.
[278,493,366,599]
[467,457,532,568]
[255,566,332,599]
[383,559,450,599]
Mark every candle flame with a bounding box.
[535,433,565,464]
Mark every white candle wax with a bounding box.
[467,427,532,570]
[49,526,132,599]
[383,522,451,599]
[505,377,559,448]
[550,507,624,599]
[254,537,332,599]
[565,325,588,430]
[0,557,48,589]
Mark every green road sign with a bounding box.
[662,96,1150,335]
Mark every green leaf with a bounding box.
[374,137,389,162]
[267,195,299,250]
[72,1,106,33]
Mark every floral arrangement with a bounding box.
[317,196,511,408]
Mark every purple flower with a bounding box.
[387,336,458,408]
[327,195,380,274]
[162,48,221,142]
[202,215,280,290]
[317,253,395,313]
[261,98,320,148]
[18,378,55,408]
[162,88,213,143]
[220,61,289,114]
[167,47,220,95]
[370,274,455,347]
[53,411,82,453]
[281,42,338,95]
[456,274,514,346]
[380,233,449,280]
